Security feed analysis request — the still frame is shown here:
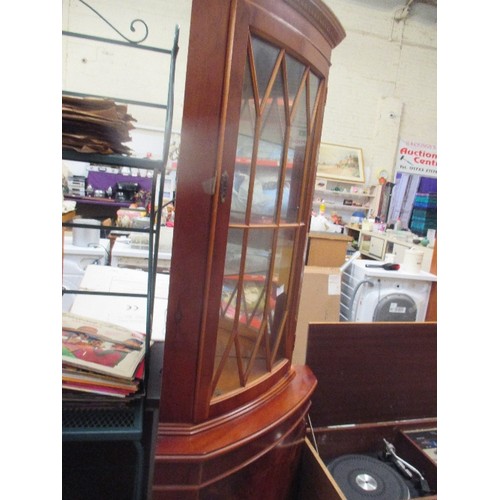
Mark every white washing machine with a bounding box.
[62,235,110,311]
[340,257,437,322]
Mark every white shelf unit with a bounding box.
[313,177,379,223]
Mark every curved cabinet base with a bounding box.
[152,365,317,499]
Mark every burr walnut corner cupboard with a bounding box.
[152,1,345,498]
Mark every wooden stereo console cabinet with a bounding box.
[297,322,437,500]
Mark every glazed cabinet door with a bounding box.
[209,33,327,415]
[160,0,345,424]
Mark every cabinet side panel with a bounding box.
[160,0,234,423]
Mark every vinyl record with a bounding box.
[327,454,410,499]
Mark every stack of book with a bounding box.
[62,95,136,156]
[62,312,147,399]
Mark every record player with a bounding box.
[296,322,437,499]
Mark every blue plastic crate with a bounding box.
[413,193,437,208]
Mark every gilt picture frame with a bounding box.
[316,143,365,184]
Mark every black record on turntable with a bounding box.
[327,454,410,499]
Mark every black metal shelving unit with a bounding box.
[62,3,179,497]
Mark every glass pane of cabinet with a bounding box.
[212,34,324,400]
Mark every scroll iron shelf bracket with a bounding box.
[78,0,149,44]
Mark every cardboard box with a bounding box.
[307,232,352,267]
[293,266,340,365]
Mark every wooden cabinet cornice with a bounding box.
[153,0,345,497]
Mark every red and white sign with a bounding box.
[395,140,437,178]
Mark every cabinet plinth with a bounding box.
[153,366,317,499]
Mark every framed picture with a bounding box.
[316,143,365,183]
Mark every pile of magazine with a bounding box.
[62,312,147,399]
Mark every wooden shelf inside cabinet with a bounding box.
[235,156,294,169]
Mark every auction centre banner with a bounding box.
[395,139,437,178]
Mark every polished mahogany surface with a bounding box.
[299,322,437,499]
[160,0,345,426]
[153,365,317,499]
[306,322,437,427]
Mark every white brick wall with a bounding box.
[323,0,437,184]
[62,0,192,140]
[62,0,436,183]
